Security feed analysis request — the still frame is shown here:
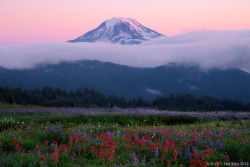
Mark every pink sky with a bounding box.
[1,0,250,45]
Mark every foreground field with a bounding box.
[0,105,249,166]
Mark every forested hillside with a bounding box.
[1,86,249,111]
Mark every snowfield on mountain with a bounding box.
[68,17,165,45]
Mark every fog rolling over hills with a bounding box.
[0,60,250,102]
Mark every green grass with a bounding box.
[0,105,249,166]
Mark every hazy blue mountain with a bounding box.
[68,17,165,45]
[0,60,250,102]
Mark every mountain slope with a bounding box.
[0,60,250,102]
[68,17,165,45]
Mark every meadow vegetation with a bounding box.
[0,104,249,167]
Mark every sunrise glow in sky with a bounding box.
[1,0,250,45]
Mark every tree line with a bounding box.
[0,86,249,111]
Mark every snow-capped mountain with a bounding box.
[68,17,165,45]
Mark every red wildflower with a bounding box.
[111,146,116,152]
[161,155,164,162]
[196,160,202,167]
[108,153,114,159]
[173,151,178,157]
[91,146,96,151]
[167,161,171,164]
[40,156,44,160]
[51,158,55,162]
[40,162,44,165]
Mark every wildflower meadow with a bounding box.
[0,104,249,167]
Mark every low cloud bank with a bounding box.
[0,30,250,72]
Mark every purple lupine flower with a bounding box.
[155,147,158,157]
[142,157,146,165]
[131,152,138,166]
[179,150,183,158]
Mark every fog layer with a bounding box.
[1,30,250,72]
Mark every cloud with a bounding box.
[0,30,250,73]
[146,88,162,95]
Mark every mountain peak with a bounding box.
[68,17,165,45]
